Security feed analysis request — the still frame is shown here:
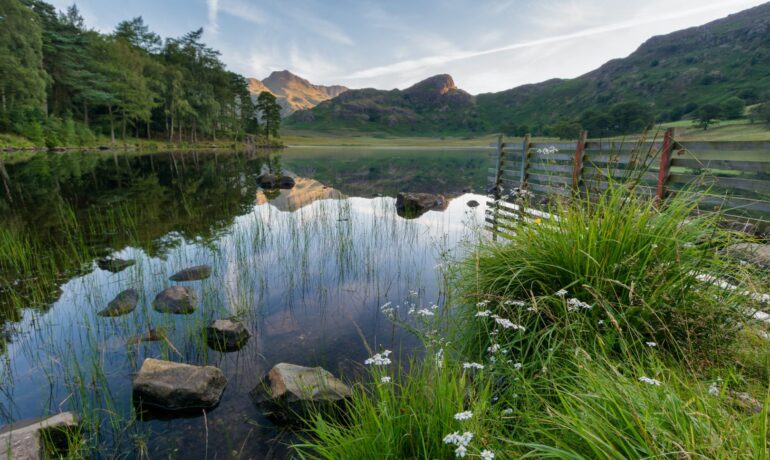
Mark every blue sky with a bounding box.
[47,0,767,94]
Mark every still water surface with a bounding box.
[0,147,488,458]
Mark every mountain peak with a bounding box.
[248,71,348,117]
[405,74,458,95]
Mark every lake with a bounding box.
[0,147,489,458]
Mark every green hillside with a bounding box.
[288,2,770,137]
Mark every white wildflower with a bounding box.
[416,308,434,317]
[638,376,661,386]
[364,351,392,366]
[488,344,501,353]
[503,300,526,307]
[380,376,391,383]
[598,320,604,325]
[443,431,460,444]
[463,362,485,370]
[645,341,657,347]
[495,317,526,331]
[454,411,473,421]
[555,289,568,297]
[459,431,473,446]
[475,310,492,317]
[476,300,490,307]
[513,362,522,369]
[455,445,467,458]
[502,408,514,415]
[567,298,592,311]
[480,450,495,460]
[708,382,720,396]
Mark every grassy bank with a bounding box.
[294,183,770,459]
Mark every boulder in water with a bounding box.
[250,363,350,423]
[466,200,480,208]
[0,412,79,460]
[152,286,196,314]
[96,257,135,273]
[98,288,139,317]
[169,265,212,282]
[257,174,295,190]
[395,192,447,218]
[206,319,250,351]
[132,358,227,410]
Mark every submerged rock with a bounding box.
[250,363,350,423]
[725,243,770,268]
[466,200,480,208]
[395,192,447,218]
[257,174,295,190]
[206,319,250,352]
[0,412,79,460]
[96,257,135,273]
[132,358,227,410]
[98,288,139,317]
[126,328,167,346]
[152,286,196,314]
[169,265,212,282]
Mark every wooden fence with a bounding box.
[486,129,770,236]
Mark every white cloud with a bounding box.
[218,0,267,25]
[207,0,219,34]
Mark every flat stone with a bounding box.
[0,412,78,460]
[96,258,135,273]
[726,243,770,268]
[169,265,212,282]
[98,288,139,317]
[152,286,196,314]
[132,358,227,410]
[251,363,350,423]
[206,319,250,352]
[395,192,447,218]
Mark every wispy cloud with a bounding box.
[214,0,267,27]
[345,0,757,80]
[206,0,219,34]
[282,6,354,46]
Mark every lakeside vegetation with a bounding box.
[0,0,285,150]
[295,182,770,459]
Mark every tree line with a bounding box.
[0,0,281,147]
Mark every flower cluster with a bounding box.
[475,310,492,317]
[503,299,526,307]
[536,145,559,155]
[567,297,592,311]
[494,317,526,331]
[444,412,494,458]
[364,350,392,366]
[638,376,662,386]
[555,289,568,297]
[462,362,485,370]
[454,410,473,421]
[380,376,391,383]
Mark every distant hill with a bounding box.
[247,70,348,117]
[287,2,770,135]
[287,74,484,134]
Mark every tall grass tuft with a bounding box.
[459,182,747,364]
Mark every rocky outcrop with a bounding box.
[169,265,212,282]
[152,286,196,314]
[98,288,139,317]
[132,358,227,410]
[206,319,250,352]
[396,192,447,218]
[250,363,350,422]
[257,174,296,190]
[96,257,135,273]
[248,71,349,117]
[0,412,79,460]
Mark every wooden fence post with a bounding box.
[655,128,675,207]
[493,134,505,200]
[572,130,588,191]
[520,134,531,191]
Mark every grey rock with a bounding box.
[169,265,212,282]
[132,358,227,410]
[726,243,770,268]
[0,412,78,460]
[251,363,350,423]
[466,200,480,208]
[257,174,295,190]
[395,192,447,218]
[207,319,250,352]
[152,286,196,314]
[96,257,135,273]
[98,288,139,317]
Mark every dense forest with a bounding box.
[0,0,265,147]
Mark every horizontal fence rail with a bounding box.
[487,129,770,237]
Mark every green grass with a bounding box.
[295,180,770,459]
